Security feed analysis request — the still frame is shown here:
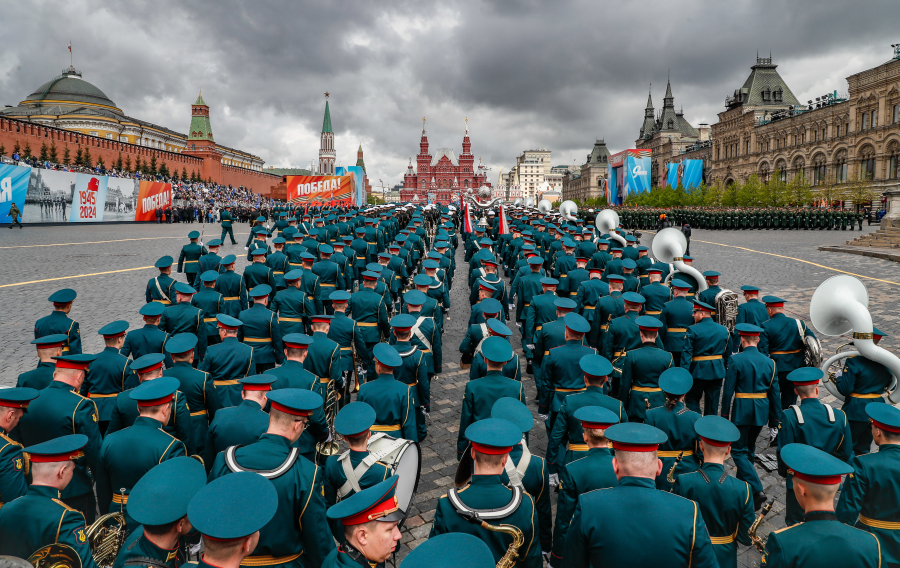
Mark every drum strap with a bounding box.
[790,403,835,425]
[411,318,433,352]
[475,324,489,355]
[336,436,408,499]
[503,439,531,489]
[154,278,170,303]
[396,346,418,358]
[224,445,299,479]
[448,485,523,521]
[795,318,805,343]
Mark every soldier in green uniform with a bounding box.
[208,388,334,567]
[305,314,343,389]
[247,227,271,261]
[721,323,780,509]
[350,272,390,378]
[837,327,893,454]
[162,333,219,456]
[200,314,256,408]
[202,374,274,469]
[645,368,702,490]
[198,238,223,275]
[764,444,880,568]
[562,421,718,567]
[760,295,818,410]
[178,230,208,288]
[192,271,224,347]
[734,285,769,339]
[272,269,309,337]
[268,237,290,291]
[81,321,137,435]
[215,254,249,318]
[219,204,237,245]
[111,456,206,568]
[121,303,169,363]
[238,285,284,373]
[35,288,81,354]
[0,435,98,568]
[0,388,39,506]
[326,291,366,402]
[540,314,597,433]
[244,249,277,301]
[602,293,664,373]
[16,353,100,521]
[531,298,575,388]
[681,299,732,415]
[549,405,619,567]
[431,418,542,568]
[640,268,671,322]
[95,377,187,528]
[17,334,66,390]
[389,314,430,442]
[593,275,625,351]
[674,416,755,568]
[512,257,546,368]
[619,316,674,422]
[778,368,854,526]
[356,344,417,440]
[146,257,177,306]
[159,282,207,363]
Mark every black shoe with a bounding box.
[753,491,767,512]
[526,361,533,375]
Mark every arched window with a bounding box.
[464,179,469,188]
[889,141,900,179]
[813,154,827,185]
[775,159,787,183]
[792,157,806,180]
[859,145,876,180]
[759,162,770,184]
[834,150,848,182]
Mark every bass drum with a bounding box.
[367,433,421,522]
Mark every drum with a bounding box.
[367,433,421,520]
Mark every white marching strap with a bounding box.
[824,403,835,423]
[475,323,489,354]
[448,484,523,521]
[336,434,408,499]
[790,403,836,425]
[396,346,418,357]
[503,439,531,489]
[795,318,805,341]
[224,445,299,479]
[411,317,433,352]
[153,278,170,303]
[790,405,804,424]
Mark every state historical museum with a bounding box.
[401,119,491,204]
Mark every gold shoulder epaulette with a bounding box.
[52,498,81,514]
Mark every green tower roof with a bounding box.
[194,91,207,106]
[322,100,333,133]
[188,91,213,141]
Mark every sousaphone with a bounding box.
[651,228,707,293]
[595,209,626,247]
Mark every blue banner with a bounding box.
[666,163,679,189]
[682,159,703,189]
[69,173,109,222]
[625,156,651,195]
[0,164,31,222]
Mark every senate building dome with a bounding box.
[21,68,123,114]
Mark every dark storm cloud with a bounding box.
[1,0,896,185]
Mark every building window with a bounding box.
[872,110,878,128]
[813,155,827,185]
[762,89,771,102]
[835,150,848,182]
[860,148,876,180]
[89,131,98,137]
[105,133,113,139]
[862,113,868,130]
[774,88,783,102]
[894,104,899,124]
[889,143,900,179]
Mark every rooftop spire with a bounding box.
[321,93,333,134]
[663,78,674,106]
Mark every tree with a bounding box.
[49,141,58,163]
[134,155,142,173]
[761,171,788,206]
[23,142,32,159]
[159,161,169,178]
[74,147,84,167]
[63,145,71,165]
[182,167,188,182]
[704,180,726,207]
[96,156,106,171]
[786,172,813,206]
[82,147,93,168]
[149,154,158,175]
[841,174,880,212]
[13,140,20,156]
[0,144,5,158]
[817,171,844,207]
[738,174,765,206]
[115,153,123,171]
[190,170,198,183]
[39,142,49,163]
[124,155,132,173]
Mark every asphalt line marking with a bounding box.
[0,232,251,249]
[0,266,154,288]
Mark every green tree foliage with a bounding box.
[13,141,21,155]
[49,141,58,163]
[74,147,84,167]
[841,174,880,212]
[134,155,142,173]
[82,147,93,168]
[149,154,158,175]
[63,145,71,165]
[96,156,106,171]
[159,162,170,178]
[23,142,32,159]
[182,167,189,182]
[115,153,124,171]
[0,144,5,158]
[786,172,813,206]
[124,155,132,173]
[39,142,49,163]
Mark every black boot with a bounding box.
[526,360,533,375]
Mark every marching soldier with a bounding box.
[17,334,66,389]
[244,249,276,300]
[389,314,430,442]
[214,254,249,318]
[777,368,853,526]
[512,257,546,369]
[208,388,335,568]
[121,303,169,363]
[35,288,81,354]
[356,344,417,440]
[81,321,137,434]
[239,285,284,372]
[674,416,755,568]
[16,353,100,521]
[837,404,900,565]
[268,237,290,291]
[619,316,674,422]
[549,405,620,567]
[272,269,308,337]
[146,257,177,306]
[658,280,694,367]
[562,422,718,567]
[468,319,521,382]
[246,227,270,261]
[837,327,893,454]
[681,299,732,415]
[0,388,39,505]
[328,291,366,402]
[432,418,542,568]
[540,313,595,433]
[202,374,274,469]
[459,300,501,368]
[219,204,237,245]
[177,230,208,288]
[403,290,443,378]
[759,295,818,410]
[735,285,768,328]
[111,457,206,568]
[524,276,560,378]
[350,271,390,377]
[159,283,208,363]
[640,268,671,321]
[721,323,780,510]
[198,238,223,275]
[765,444,880,567]
[645,367,701,490]
[200,314,256,408]
[323,476,405,567]
[192,271,224,347]
[305,314,343,388]
[95,377,187,526]
[0,435,98,568]
[313,244,343,314]
[697,270,723,314]
[594,275,625,350]
[532,298,577,381]
[162,333,219,456]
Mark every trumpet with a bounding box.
[749,500,774,553]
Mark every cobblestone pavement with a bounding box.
[1,221,897,566]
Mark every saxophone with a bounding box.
[479,520,525,568]
[749,500,774,553]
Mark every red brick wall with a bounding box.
[0,117,280,194]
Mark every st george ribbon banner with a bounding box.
[286,175,354,207]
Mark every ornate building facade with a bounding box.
[562,139,610,202]
[318,94,336,175]
[401,120,490,204]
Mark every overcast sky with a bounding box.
[1,0,897,187]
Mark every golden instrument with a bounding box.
[27,544,82,568]
[825,342,855,388]
[749,500,773,553]
[666,451,685,485]
[644,398,651,410]
[316,379,341,456]
[713,289,739,333]
[478,520,525,568]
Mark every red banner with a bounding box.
[286,175,353,207]
[134,181,172,221]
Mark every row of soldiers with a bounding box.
[617,206,867,231]
[0,203,470,568]
[444,204,895,567]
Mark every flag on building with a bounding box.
[498,203,510,235]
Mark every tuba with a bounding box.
[651,228,708,293]
[513,198,523,206]
[595,209,626,247]
[809,275,900,403]
[713,289,739,333]
[27,544,82,568]
[524,198,535,208]
[316,380,341,456]
[537,199,552,214]
[558,200,578,222]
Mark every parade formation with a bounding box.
[2,197,899,568]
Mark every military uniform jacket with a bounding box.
[430,474,541,568]
[721,346,780,426]
[573,278,609,317]
[17,381,100,499]
[645,402,701,486]
[468,351,522,383]
[602,312,664,362]
[81,347,137,422]
[323,449,391,541]
[200,337,256,408]
[534,318,568,374]
[540,341,598,415]
[404,315,441,374]
[112,527,180,568]
[0,485,98,568]
[457,371,526,458]
[391,342,429,411]
[214,270,249,317]
[312,260,344,298]
[16,361,57,390]
[0,431,27,506]
[202,399,269,468]
[501,443,552,554]
[697,285,723,316]
[145,274,176,306]
[550,448,618,567]
[524,292,558,342]
[198,252,222,275]
[674,463,754,568]
[735,298,769,328]
[658,296,695,354]
[107,388,194,454]
[220,210,233,227]
[272,286,307,337]
[238,304,284,367]
[96,416,186,516]
[762,511,880,568]
[594,292,625,344]
[563,476,718,568]
[837,355,892,422]
[328,313,366,375]
[192,288,224,339]
[305,331,342,386]
[178,243,208,274]
[681,318,732,381]
[641,282,671,317]
[121,325,169,364]
[513,271,545,322]
[620,343,675,421]
[777,398,853,491]
[267,252,290,290]
[159,302,208,361]
[243,263,276,300]
[357,374,417,441]
[209,434,335,568]
[162,362,219,452]
[34,311,81,354]
[760,313,816,373]
[350,289,389,343]
[547,386,627,474]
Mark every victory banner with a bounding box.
[624,156,651,195]
[0,164,31,223]
[69,174,108,222]
[681,159,703,189]
[286,175,354,207]
[134,181,172,221]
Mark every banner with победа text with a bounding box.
[133,181,172,221]
[286,175,354,207]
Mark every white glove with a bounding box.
[421,408,429,417]
[769,427,779,441]
[244,247,249,251]
[538,413,549,422]
[548,473,559,488]
[542,551,551,564]
[526,344,535,351]
[508,303,515,311]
